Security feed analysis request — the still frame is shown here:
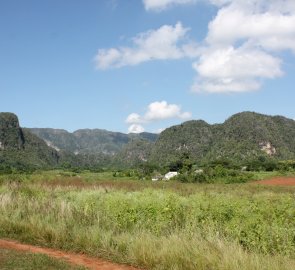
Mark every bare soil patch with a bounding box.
[0,239,140,270]
[254,177,295,186]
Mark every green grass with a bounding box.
[0,171,295,270]
[250,171,293,180]
[250,171,280,180]
[1,170,295,195]
[0,248,85,270]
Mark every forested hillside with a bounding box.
[0,113,59,171]
[150,112,295,166]
[29,128,158,156]
[2,111,295,171]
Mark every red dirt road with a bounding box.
[254,177,295,186]
[0,239,140,270]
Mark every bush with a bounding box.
[175,165,254,184]
[175,172,209,183]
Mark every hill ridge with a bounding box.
[149,111,295,165]
[2,111,295,170]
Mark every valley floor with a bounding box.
[0,171,295,270]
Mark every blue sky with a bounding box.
[1,0,294,133]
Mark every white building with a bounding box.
[163,171,178,180]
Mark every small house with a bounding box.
[163,171,178,180]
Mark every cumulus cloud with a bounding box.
[192,0,295,93]
[96,0,295,93]
[206,3,295,52]
[143,0,197,11]
[128,124,145,134]
[140,0,295,93]
[126,101,192,132]
[144,101,192,121]
[126,113,145,124]
[126,101,192,123]
[191,46,283,93]
[95,22,199,69]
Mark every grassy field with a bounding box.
[0,171,295,270]
[0,248,85,270]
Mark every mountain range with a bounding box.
[1,111,295,170]
[28,128,158,156]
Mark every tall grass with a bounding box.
[0,179,295,269]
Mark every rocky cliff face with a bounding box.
[0,112,59,169]
[0,113,24,150]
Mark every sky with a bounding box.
[1,0,295,133]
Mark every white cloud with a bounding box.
[95,22,199,69]
[128,124,145,134]
[126,101,192,123]
[191,46,283,93]
[195,46,282,79]
[126,101,192,132]
[144,101,192,121]
[143,0,197,11]
[191,0,295,93]
[97,0,295,94]
[126,113,145,124]
[207,4,295,52]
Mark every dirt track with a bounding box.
[0,239,140,270]
[254,177,295,186]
